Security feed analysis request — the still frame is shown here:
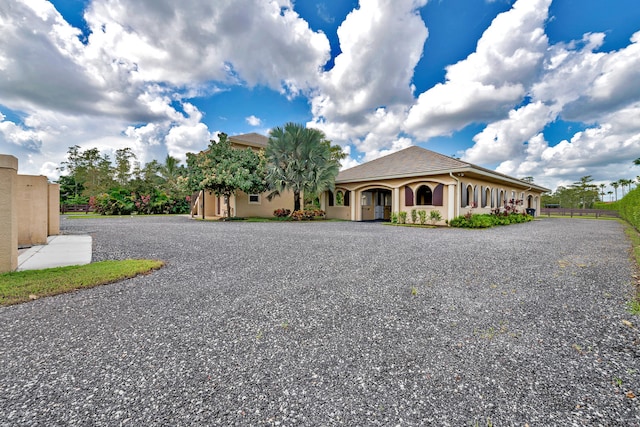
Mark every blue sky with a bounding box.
[1,0,640,192]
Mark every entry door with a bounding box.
[361,191,374,220]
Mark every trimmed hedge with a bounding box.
[449,213,533,228]
[617,186,640,231]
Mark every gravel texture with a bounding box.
[1,216,639,426]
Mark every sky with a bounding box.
[1,0,640,193]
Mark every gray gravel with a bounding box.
[1,216,639,426]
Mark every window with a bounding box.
[248,194,260,204]
[416,185,433,205]
[405,186,414,206]
[336,190,344,206]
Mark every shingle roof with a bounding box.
[337,145,470,182]
[229,132,269,148]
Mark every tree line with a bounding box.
[58,145,192,215]
[58,122,344,216]
[542,174,640,209]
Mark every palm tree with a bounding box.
[607,190,613,202]
[599,183,606,201]
[619,179,633,197]
[611,181,620,201]
[266,123,341,212]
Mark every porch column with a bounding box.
[447,184,456,220]
[351,190,358,221]
[0,155,18,273]
[392,187,400,215]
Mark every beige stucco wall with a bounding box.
[235,190,296,218]
[17,175,49,246]
[48,183,60,235]
[0,155,18,273]
[325,173,545,224]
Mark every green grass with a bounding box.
[539,214,618,220]
[383,223,437,228]
[0,259,164,306]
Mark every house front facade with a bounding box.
[191,133,295,219]
[322,146,549,224]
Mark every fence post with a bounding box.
[0,155,18,273]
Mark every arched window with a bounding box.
[336,190,344,206]
[527,195,533,208]
[491,189,495,208]
[484,187,490,208]
[467,185,474,207]
[416,185,433,205]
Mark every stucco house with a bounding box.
[321,145,549,224]
[191,133,549,223]
[191,132,296,219]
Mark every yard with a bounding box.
[0,216,638,425]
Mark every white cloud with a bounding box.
[405,0,550,138]
[246,115,262,126]
[309,0,428,144]
[463,101,555,165]
[0,0,330,176]
[83,0,330,93]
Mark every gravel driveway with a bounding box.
[1,216,639,426]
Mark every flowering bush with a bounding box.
[291,209,325,220]
[91,187,190,215]
[273,208,291,218]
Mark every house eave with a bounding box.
[337,166,550,193]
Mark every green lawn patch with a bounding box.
[0,259,164,306]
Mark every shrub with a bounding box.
[398,211,407,224]
[449,212,533,228]
[418,210,427,225]
[291,209,325,220]
[410,209,418,224]
[429,210,442,225]
[390,212,398,224]
[618,186,640,231]
[273,208,291,218]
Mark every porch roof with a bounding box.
[229,132,269,148]
[336,145,550,192]
[337,146,469,182]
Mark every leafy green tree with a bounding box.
[266,123,341,212]
[114,147,136,186]
[57,145,115,198]
[187,133,267,218]
[571,175,598,208]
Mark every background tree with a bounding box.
[570,175,598,208]
[611,181,620,201]
[114,147,136,186]
[57,145,115,201]
[266,123,341,212]
[187,133,267,218]
[599,183,606,201]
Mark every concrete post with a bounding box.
[0,155,18,273]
